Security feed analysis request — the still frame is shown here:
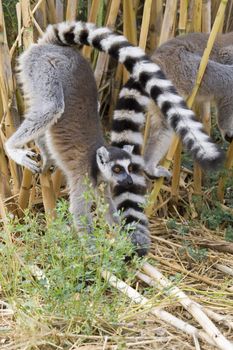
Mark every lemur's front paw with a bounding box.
[144,165,171,180]
[21,150,42,173]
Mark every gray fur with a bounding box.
[5,44,133,233]
[144,32,233,174]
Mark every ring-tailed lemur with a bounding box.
[5,44,150,252]
[39,21,224,172]
[142,31,233,173]
[36,21,225,256]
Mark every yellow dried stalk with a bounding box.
[0,0,21,194]
[146,0,228,216]
[56,0,64,22]
[217,141,233,201]
[46,0,57,24]
[82,0,101,59]
[40,173,57,221]
[94,0,121,88]
[178,0,188,33]
[148,0,163,52]
[123,0,137,83]
[193,0,202,32]
[160,0,178,43]
[66,0,79,21]
[17,0,35,214]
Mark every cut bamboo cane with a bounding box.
[123,0,137,83]
[40,173,56,221]
[0,0,21,194]
[56,0,64,22]
[82,0,101,59]
[46,0,57,24]
[217,141,233,201]
[159,0,178,43]
[66,0,79,21]
[142,262,233,350]
[102,270,216,347]
[148,0,163,52]
[178,0,188,33]
[94,0,121,88]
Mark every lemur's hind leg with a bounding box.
[144,108,173,179]
[5,83,64,173]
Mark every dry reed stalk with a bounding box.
[141,262,233,350]
[66,0,78,21]
[102,270,216,347]
[123,0,137,83]
[10,0,46,57]
[17,0,35,214]
[192,2,203,195]
[146,0,228,216]
[217,140,233,202]
[171,141,182,199]
[159,0,178,43]
[40,172,56,221]
[137,270,233,338]
[16,2,22,47]
[178,0,188,33]
[82,0,101,59]
[46,0,57,24]
[148,0,163,52]
[107,61,123,123]
[94,0,121,88]
[52,169,63,198]
[56,0,64,22]
[0,0,21,195]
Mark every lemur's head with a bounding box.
[96,145,134,187]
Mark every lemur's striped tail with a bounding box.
[111,78,150,256]
[39,21,224,170]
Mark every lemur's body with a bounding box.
[5,43,150,252]
[145,32,233,173]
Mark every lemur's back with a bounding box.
[18,44,103,175]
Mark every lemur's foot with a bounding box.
[19,149,41,173]
[144,165,171,180]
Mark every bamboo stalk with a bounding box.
[94,0,121,88]
[46,0,57,24]
[0,0,21,194]
[82,0,101,59]
[141,262,233,350]
[178,0,188,33]
[217,141,233,201]
[148,0,163,52]
[66,0,78,21]
[56,0,64,22]
[102,270,216,347]
[159,0,178,43]
[40,172,56,221]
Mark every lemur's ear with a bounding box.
[123,145,134,155]
[96,146,110,169]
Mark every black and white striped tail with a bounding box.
[111,78,151,256]
[39,21,224,170]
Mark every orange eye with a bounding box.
[128,164,133,173]
[112,166,122,174]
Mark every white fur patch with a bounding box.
[130,174,146,186]
[88,27,112,45]
[100,35,127,52]
[111,130,143,145]
[156,93,183,107]
[113,110,145,125]
[146,77,173,92]
[119,46,145,63]
[119,88,150,107]
[122,208,148,224]
[132,62,161,78]
[114,193,146,207]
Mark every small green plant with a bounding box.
[0,182,144,340]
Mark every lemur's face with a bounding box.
[96,145,134,187]
[110,159,133,187]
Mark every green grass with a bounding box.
[0,186,145,346]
